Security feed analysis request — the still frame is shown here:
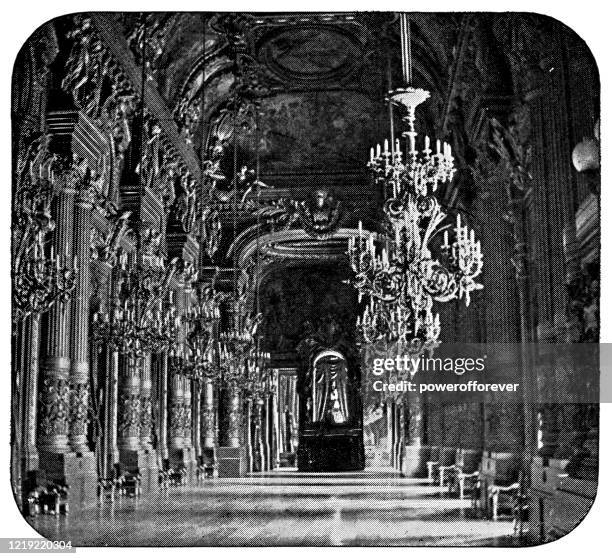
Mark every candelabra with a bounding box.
[218,294,262,387]
[178,286,224,381]
[13,236,78,323]
[348,87,483,350]
[93,251,179,359]
[12,174,78,322]
[243,349,272,400]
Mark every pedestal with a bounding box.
[119,448,159,493]
[38,451,97,511]
[201,379,217,475]
[402,445,429,477]
[529,456,569,542]
[218,446,247,478]
[169,447,196,483]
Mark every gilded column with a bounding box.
[105,266,121,473]
[222,385,242,448]
[385,401,394,464]
[261,396,271,470]
[192,379,202,462]
[158,351,169,461]
[139,353,153,450]
[168,367,185,452]
[106,348,120,472]
[68,179,95,453]
[22,314,41,472]
[183,376,193,452]
[404,392,427,476]
[117,355,141,453]
[38,166,76,453]
[168,281,186,456]
[396,404,405,471]
[201,378,217,472]
[271,371,280,469]
[245,399,253,472]
[217,379,246,477]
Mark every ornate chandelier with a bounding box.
[178,285,224,381]
[245,348,272,399]
[348,13,483,351]
[93,246,180,359]
[217,94,266,390]
[218,294,262,385]
[12,154,78,323]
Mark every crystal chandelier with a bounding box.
[348,13,483,351]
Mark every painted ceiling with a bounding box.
[111,12,462,180]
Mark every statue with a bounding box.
[310,349,349,425]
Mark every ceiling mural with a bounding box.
[257,26,364,85]
[246,91,383,174]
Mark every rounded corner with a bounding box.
[11,12,82,85]
[530,478,600,548]
[6,474,54,542]
[518,11,600,84]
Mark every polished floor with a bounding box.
[28,468,518,546]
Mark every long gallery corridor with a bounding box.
[11,11,599,547]
[29,469,517,546]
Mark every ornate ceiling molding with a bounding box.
[90,13,202,181]
[231,227,386,270]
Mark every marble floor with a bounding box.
[28,468,519,546]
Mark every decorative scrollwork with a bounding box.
[68,383,90,436]
[12,135,78,322]
[254,188,343,239]
[38,377,70,437]
[63,15,114,118]
[169,402,186,438]
[118,393,141,436]
[90,211,132,265]
[140,395,153,434]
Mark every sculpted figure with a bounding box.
[311,349,349,425]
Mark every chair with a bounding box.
[98,478,117,502]
[158,469,171,489]
[431,447,455,488]
[426,447,441,483]
[38,483,69,515]
[447,467,480,500]
[168,466,188,486]
[117,472,141,497]
[489,481,521,520]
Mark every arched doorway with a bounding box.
[259,264,365,471]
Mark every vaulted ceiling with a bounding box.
[111,12,464,180]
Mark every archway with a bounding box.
[258,264,365,471]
